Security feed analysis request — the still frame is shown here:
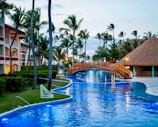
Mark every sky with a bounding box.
[6,0,158,56]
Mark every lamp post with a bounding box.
[124,56,129,66]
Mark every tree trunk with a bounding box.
[9,28,18,73]
[30,0,37,89]
[26,41,31,71]
[40,53,44,66]
[48,0,53,91]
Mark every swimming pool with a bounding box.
[1,69,158,127]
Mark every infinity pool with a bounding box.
[1,69,158,127]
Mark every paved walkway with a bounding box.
[128,77,158,96]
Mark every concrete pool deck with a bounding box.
[127,77,158,96]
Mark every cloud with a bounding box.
[125,19,134,23]
[53,4,64,9]
[42,3,64,10]
[52,13,66,16]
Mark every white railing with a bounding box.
[13,96,30,108]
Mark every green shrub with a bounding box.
[0,78,6,96]
[52,70,57,79]
[0,74,7,77]
[25,77,34,86]
[5,76,25,92]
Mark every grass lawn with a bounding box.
[0,79,70,114]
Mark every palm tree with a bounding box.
[131,30,138,40]
[107,23,115,41]
[23,10,32,69]
[120,41,132,57]
[38,34,49,65]
[53,46,66,70]
[7,5,25,73]
[132,39,139,49]
[33,8,47,66]
[101,32,112,48]
[94,46,107,61]
[60,37,72,58]
[78,29,89,63]
[143,31,153,40]
[95,33,102,46]
[75,38,84,62]
[107,42,120,62]
[118,31,126,42]
[23,8,47,67]
[48,0,53,91]
[60,15,83,64]
[0,0,13,16]
[30,0,37,89]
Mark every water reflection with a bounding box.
[75,69,113,83]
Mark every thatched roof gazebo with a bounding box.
[119,36,158,77]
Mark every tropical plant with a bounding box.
[118,31,126,43]
[106,42,120,62]
[78,29,89,63]
[120,41,132,57]
[0,0,13,17]
[143,31,153,40]
[93,46,107,61]
[54,35,60,46]
[23,8,48,68]
[95,33,102,46]
[131,39,139,49]
[107,23,115,41]
[60,37,72,58]
[38,34,49,65]
[131,30,138,40]
[75,38,84,62]
[33,8,47,66]
[60,15,83,64]
[101,32,112,48]
[53,46,66,70]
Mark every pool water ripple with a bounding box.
[1,69,158,127]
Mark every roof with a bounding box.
[21,42,29,46]
[5,24,26,39]
[118,36,158,66]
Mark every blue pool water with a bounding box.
[1,69,158,127]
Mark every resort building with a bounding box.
[0,2,26,74]
[21,42,30,66]
[119,36,158,77]
[0,25,26,74]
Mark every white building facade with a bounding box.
[0,3,26,74]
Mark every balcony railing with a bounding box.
[5,38,10,44]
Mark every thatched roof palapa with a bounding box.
[119,36,158,66]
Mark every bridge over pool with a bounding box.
[68,62,133,79]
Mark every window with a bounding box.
[0,64,4,74]
[0,9,3,23]
[0,25,3,37]
[0,45,3,55]
[0,9,2,19]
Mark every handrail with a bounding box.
[13,96,30,108]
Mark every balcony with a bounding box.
[5,38,19,47]
[5,57,18,61]
[5,38,10,45]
